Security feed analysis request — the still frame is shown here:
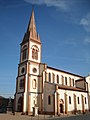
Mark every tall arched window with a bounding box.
[45,71,47,81]
[32,48,35,59]
[49,73,51,82]
[65,77,67,85]
[35,49,38,60]
[48,95,51,105]
[52,73,55,83]
[72,79,74,87]
[33,79,36,89]
[57,75,59,84]
[19,79,24,89]
[32,45,39,60]
[22,45,27,60]
[69,77,71,86]
[61,75,64,85]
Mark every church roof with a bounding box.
[47,66,83,78]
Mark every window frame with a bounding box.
[32,45,39,60]
[61,75,64,85]
[19,79,24,89]
[65,77,67,85]
[57,75,59,84]
[33,79,36,89]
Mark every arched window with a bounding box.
[69,77,71,86]
[35,49,38,60]
[45,71,47,81]
[22,45,27,60]
[32,45,39,60]
[65,77,67,85]
[21,67,25,74]
[57,75,59,84]
[61,75,64,85]
[72,79,74,87]
[48,95,51,105]
[19,79,24,89]
[52,73,55,83]
[48,73,51,82]
[33,79,36,89]
[69,96,71,104]
[32,48,35,59]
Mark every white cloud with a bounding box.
[24,0,73,11]
[24,0,44,5]
[80,13,90,32]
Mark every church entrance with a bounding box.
[59,99,64,113]
[60,104,63,113]
[17,97,23,112]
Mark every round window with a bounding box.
[33,68,37,73]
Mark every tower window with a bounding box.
[32,45,39,60]
[22,49,27,60]
[33,79,36,89]
[35,49,38,60]
[22,45,27,61]
[19,79,24,89]
[21,67,25,74]
[32,48,35,59]
[32,68,37,73]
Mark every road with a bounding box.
[0,113,90,120]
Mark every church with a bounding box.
[15,9,90,115]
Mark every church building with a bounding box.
[15,9,90,115]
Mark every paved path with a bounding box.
[0,113,90,120]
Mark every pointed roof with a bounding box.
[21,9,40,45]
[27,9,36,35]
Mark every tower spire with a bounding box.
[22,8,40,45]
[27,8,40,40]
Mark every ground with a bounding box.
[0,113,90,120]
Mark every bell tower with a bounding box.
[20,9,41,63]
[15,9,42,115]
